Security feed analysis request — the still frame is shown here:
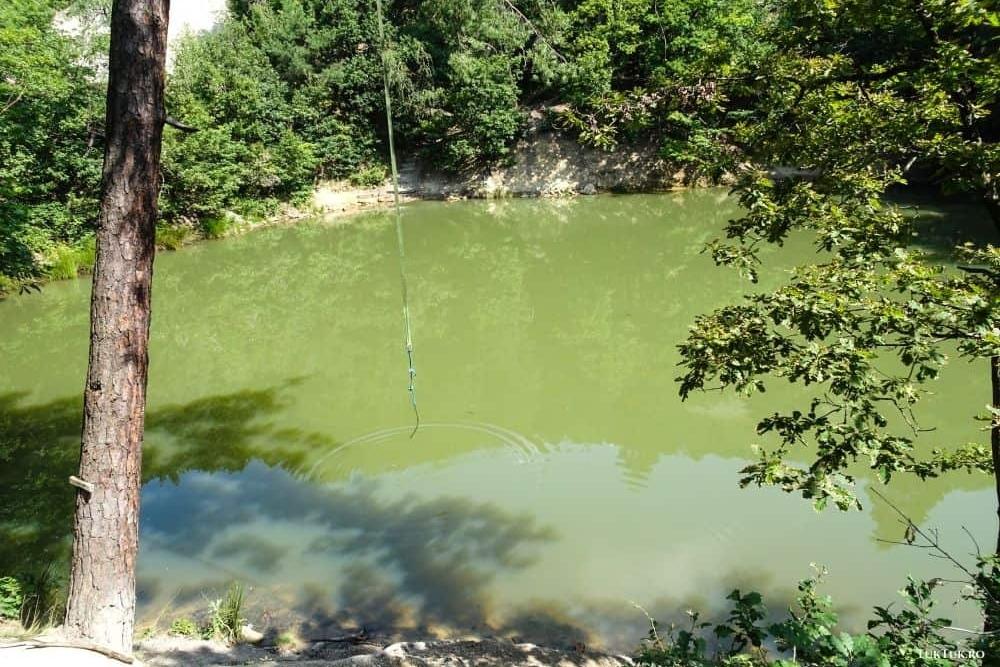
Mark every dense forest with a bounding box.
[1,0,771,290]
[1,0,999,664]
[5,0,995,289]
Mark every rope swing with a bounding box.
[376,0,420,438]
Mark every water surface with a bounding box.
[0,191,994,650]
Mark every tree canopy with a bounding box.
[0,0,776,290]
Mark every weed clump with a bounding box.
[169,617,199,638]
[207,581,247,644]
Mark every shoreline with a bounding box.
[0,181,694,299]
[2,630,636,666]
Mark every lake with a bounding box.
[0,190,994,650]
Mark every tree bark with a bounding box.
[987,355,1000,643]
[985,187,1000,234]
[63,0,169,655]
[993,355,1000,556]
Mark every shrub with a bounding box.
[207,582,246,644]
[169,617,199,637]
[155,225,192,251]
[200,216,232,240]
[161,127,251,221]
[0,577,23,620]
[44,237,97,281]
[17,567,62,630]
[637,566,996,666]
[348,164,388,188]
[418,51,524,173]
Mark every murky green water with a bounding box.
[0,190,995,649]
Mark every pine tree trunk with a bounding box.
[991,356,1000,555]
[62,0,169,655]
[986,355,1000,646]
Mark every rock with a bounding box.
[239,624,264,644]
[358,639,634,667]
[579,183,597,195]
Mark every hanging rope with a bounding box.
[376,0,420,437]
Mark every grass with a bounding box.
[169,617,199,638]
[276,630,301,651]
[348,164,388,188]
[0,568,64,638]
[155,224,193,251]
[134,592,181,641]
[44,237,96,280]
[200,215,232,239]
[0,577,22,621]
[207,581,247,644]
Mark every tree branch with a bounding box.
[164,116,198,133]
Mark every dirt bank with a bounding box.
[2,635,635,666]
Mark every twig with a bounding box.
[870,487,997,605]
[630,601,661,647]
[0,92,23,116]
[963,525,983,558]
[497,0,567,63]
[942,626,1000,636]
[2,640,133,664]
[308,630,369,644]
[875,538,939,549]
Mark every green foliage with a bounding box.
[207,581,247,644]
[0,566,65,633]
[155,225,192,251]
[677,0,1000,512]
[0,577,22,620]
[1,0,779,290]
[638,568,994,666]
[161,20,313,222]
[200,216,233,240]
[44,237,96,280]
[348,164,388,187]
[555,0,773,175]
[168,617,199,638]
[16,566,63,630]
[0,0,103,288]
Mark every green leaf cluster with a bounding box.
[0,0,103,287]
[677,0,1000,511]
[638,568,995,666]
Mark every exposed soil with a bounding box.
[1,634,636,666]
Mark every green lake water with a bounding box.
[0,190,996,650]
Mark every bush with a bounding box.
[44,237,96,281]
[16,567,63,630]
[161,127,252,221]
[418,52,524,172]
[0,577,23,620]
[348,164,388,188]
[200,216,232,240]
[0,0,103,287]
[207,581,246,644]
[637,567,997,666]
[155,225,192,251]
[169,617,199,637]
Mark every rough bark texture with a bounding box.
[987,355,1000,645]
[993,356,1000,556]
[63,0,169,655]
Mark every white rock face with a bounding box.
[387,120,712,200]
[169,0,227,44]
